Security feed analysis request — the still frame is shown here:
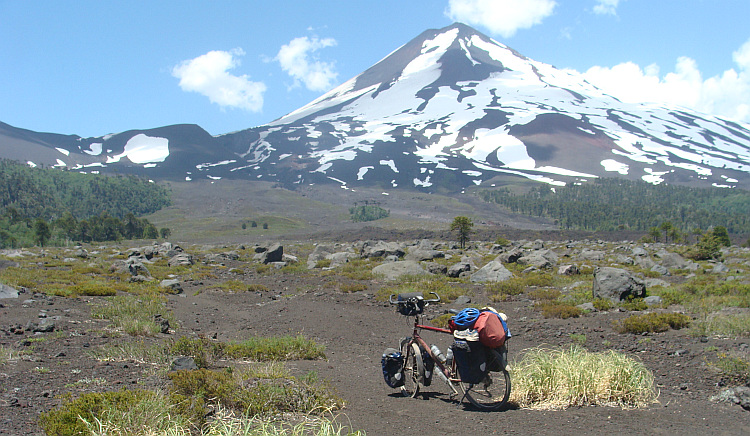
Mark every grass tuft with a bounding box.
[510,346,658,409]
[91,294,177,336]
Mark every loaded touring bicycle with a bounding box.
[381,292,511,411]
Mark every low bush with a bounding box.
[536,301,582,319]
[340,283,368,293]
[592,298,614,311]
[215,280,250,292]
[486,278,525,301]
[620,298,648,311]
[247,283,269,292]
[613,312,691,334]
[528,288,561,301]
[710,352,750,385]
[510,346,657,409]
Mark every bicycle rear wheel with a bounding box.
[400,341,422,398]
[459,349,510,410]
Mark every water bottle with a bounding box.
[445,346,454,366]
[430,344,447,364]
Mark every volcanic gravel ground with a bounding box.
[1,262,749,435]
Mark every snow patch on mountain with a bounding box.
[107,134,169,164]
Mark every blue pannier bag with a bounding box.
[381,348,404,388]
[451,339,488,384]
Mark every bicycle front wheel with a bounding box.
[400,341,422,398]
[460,369,510,410]
[459,349,510,410]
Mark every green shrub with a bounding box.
[349,205,389,222]
[314,258,332,268]
[537,301,582,319]
[486,278,525,301]
[170,336,223,368]
[523,273,555,288]
[592,298,614,311]
[710,353,750,385]
[613,312,691,334]
[247,283,269,292]
[494,237,511,247]
[215,280,250,292]
[620,298,648,311]
[340,283,368,293]
[69,280,119,296]
[528,288,561,301]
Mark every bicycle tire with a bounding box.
[400,341,422,398]
[459,348,511,410]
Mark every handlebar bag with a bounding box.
[452,339,488,384]
[474,311,507,348]
[381,348,405,388]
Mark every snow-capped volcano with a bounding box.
[2,23,750,191]
[215,23,750,190]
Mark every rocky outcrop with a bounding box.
[592,267,646,302]
[360,241,405,259]
[372,261,430,280]
[470,261,513,283]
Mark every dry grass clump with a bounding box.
[0,345,17,365]
[510,346,658,409]
[691,311,750,338]
[613,312,691,334]
[91,294,177,336]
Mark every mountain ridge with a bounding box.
[1,23,749,191]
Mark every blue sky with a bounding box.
[2,0,749,137]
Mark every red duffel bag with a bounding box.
[474,311,506,348]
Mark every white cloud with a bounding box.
[580,38,750,124]
[275,36,338,92]
[172,48,266,111]
[445,0,556,38]
[593,0,621,15]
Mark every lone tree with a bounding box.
[450,216,474,249]
[33,218,51,247]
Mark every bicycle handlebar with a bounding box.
[388,291,440,305]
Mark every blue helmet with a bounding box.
[452,308,480,330]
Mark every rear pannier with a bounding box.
[451,339,488,384]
